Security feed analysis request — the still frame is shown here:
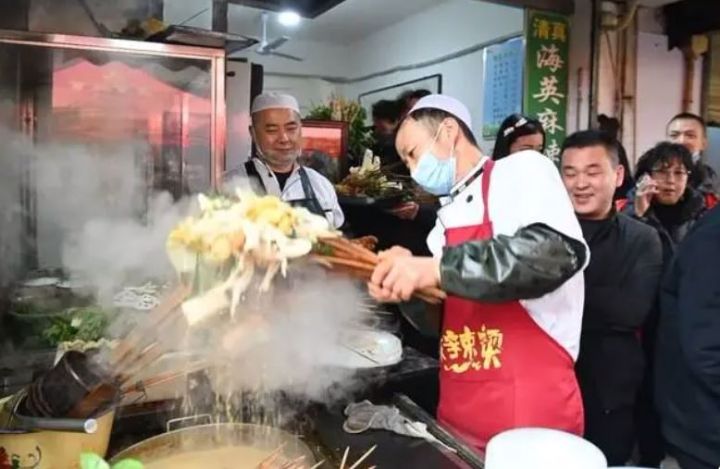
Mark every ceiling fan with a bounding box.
[255,11,304,62]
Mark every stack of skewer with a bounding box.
[312,237,446,305]
[257,444,377,469]
[68,284,194,418]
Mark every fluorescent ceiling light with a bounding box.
[277,10,301,27]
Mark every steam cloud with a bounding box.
[0,125,371,410]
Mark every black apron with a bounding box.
[244,160,326,217]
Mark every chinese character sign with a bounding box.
[441,325,504,373]
[482,37,524,139]
[525,10,570,165]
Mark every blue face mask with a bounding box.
[411,130,456,196]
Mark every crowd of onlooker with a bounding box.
[499,111,718,468]
[242,86,719,467]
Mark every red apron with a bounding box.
[437,159,584,451]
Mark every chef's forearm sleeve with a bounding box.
[439,223,587,302]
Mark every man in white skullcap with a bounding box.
[226,92,344,228]
[367,94,590,452]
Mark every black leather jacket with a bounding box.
[439,223,587,303]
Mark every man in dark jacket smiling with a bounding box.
[560,130,664,464]
[656,205,720,469]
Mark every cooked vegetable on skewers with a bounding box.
[166,189,443,330]
[166,191,339,326]
[335,150,405,199]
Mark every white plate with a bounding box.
[21,277,60,287]
[322,330,403,369]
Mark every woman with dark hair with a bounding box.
[623,141,710,468]
[492,114,546,160]
[625,141,708,254]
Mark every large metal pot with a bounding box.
[0,393,115,469]
[110,422,316,467]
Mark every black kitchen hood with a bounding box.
[146,25,259,53]
[227,0,348,19]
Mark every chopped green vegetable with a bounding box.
[80,453,143,469]
[80,453,110,469]
[41,307,110,346]
[313,243,334,256]
[112,460,144,469]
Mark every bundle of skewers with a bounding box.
[53,284,193,418]
[311,236,446,305]
[257,444,377,469]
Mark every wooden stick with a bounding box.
[115,341,160,378]
[347,445,377,469]
[311,256,375,272]
[317,238,360,261]
[314,255,445,304]
[123,342,169,379]
[120,360,209,395]
[255,445,285,469]
[417,286,446,302]
[320,238,378,264]
[67,382,117,419]
[414,290,442,305]
[339,447,349,469]
[110,284,189,367]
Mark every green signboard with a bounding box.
[524,10,570,165]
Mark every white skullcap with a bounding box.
[251,92,300,114]
[485,428,607,469]
[408,94,472,130]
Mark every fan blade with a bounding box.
[270,51,304,62]
[264,36,289,51]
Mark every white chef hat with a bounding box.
[251,92,301,115]
[408,94,472,130]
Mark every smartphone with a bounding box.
[636,174,653,192]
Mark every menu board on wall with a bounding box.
[524,9,571,165]
[482,37,525,139]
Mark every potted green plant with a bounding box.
[305,95,374,163]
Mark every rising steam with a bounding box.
[0,125,370,410]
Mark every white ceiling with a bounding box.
[227,0,446,45]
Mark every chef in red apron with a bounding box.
[369,95,590,451]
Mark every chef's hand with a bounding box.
[378,245,412,260]
[368,255,440,303]
[635,175,658,218]
[387,202,420,220]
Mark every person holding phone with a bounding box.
[623,141,711,466]
[626,142,709,258]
